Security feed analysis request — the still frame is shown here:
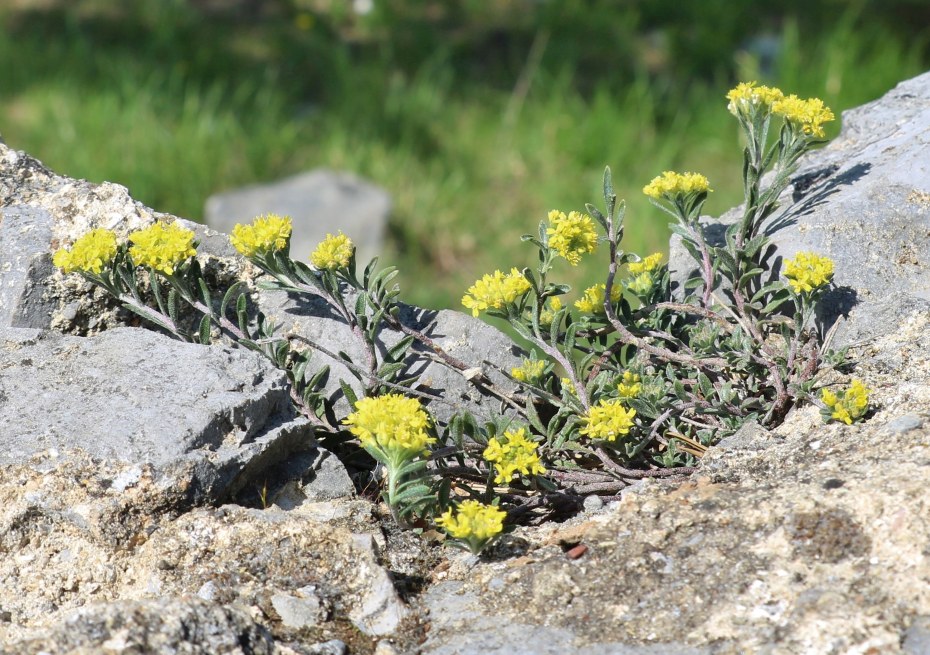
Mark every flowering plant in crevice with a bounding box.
[52,83,866,553]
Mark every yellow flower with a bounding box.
[783,252,834,294]
[230,213,292,257]
[643,171,712,200]
[310,232,355,271]
[627,252,663,275]
[53,228,118,275]
[482,427,546,484]
[821,379,870,425]
[539,297,563,326]
[579,398,637,442]
[128,222,197,275]
[772,94,835,138]
[616,371,642,400]
[436,499,506,542]
[574,283,622,314]
[546,210,598,266]
[511,358,546,384]
[462,268,531,317]
[626,272,654,295]
[726,81,784,117]
[343,394,435,460]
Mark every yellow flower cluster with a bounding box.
[435,499,506,542]
[783,252,834,294]
[462,268,531,317]
[726,81,785,117]
[538,297,563,326]
[546,210,598,266]
[628,252,663,276]
[310,232,355,271]
[343,393,435,458]
[625,252,664,295]
[821,379,870,425]
[230,213,292,257]
[511,359,546,384]
[616,371,642,400]
[128,222,197,275]
[772,95,835,138]
[53,228,118,275]
[579,398,637,441]
[574,283,622,314]
[560,377,576,395]
[643,171,712,200]
[482,427,546,484]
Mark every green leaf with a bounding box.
[198,314,212,345]
[220,282,244,318]
[522,267,540,295]
[761,296,790,314]
[737,267,765,289]
[121,303,174,334]
[339,380,359,407]
[750,281,787,304]
[167,288,180,325]
[198,277,212,310]
[363,256,380,287]
[387,335,415,361]
[742,234,770,259]
[377,361,406,381]
[524,397,546,434]
[563,322,578,355]
[354,292,368,317]
[307,365,330,390]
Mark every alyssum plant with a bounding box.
[54,83,869,554]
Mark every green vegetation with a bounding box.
[53,79,872,543]
[2,1,927,309]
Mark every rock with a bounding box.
[306,640,349,655]
[127,505,409,638]
[271,586,329,629]
[0,325,332,505]
[256,289,525,425]
[0,206,57,329]
[3,597,275,655]
[884,413,924,435]
[204,169,391,272]
[669,72,930,346]
[421,582,710,655]
[0,140,522,431]
[903,616,930,655]
[0,457,411,649]
[417,304,930,654]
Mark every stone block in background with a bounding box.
[204,169,391,269]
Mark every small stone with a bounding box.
[373,641,401,655]
[885,414,924,434]
[583,495,604,512]
[271,588,327,629]
[566,544,588,560]
[903,616,930,655]
[307,640,348,655]
[197,581,218,601]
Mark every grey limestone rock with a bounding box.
[0,325,327,504]
[2,597,275,655]
[255,288,525,426]
[205,169,391,272]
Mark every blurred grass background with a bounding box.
[1,0,927,309]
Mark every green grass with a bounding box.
[1,3,926,310]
